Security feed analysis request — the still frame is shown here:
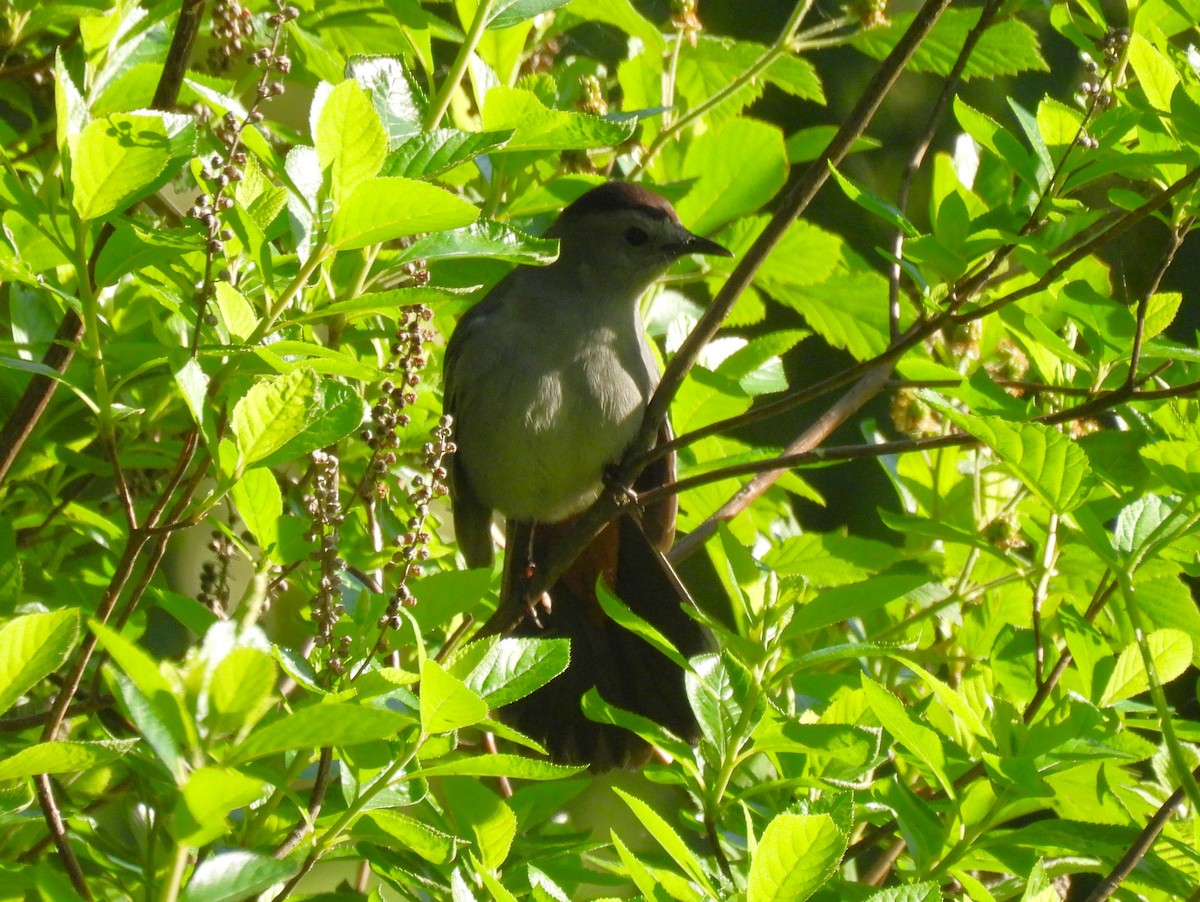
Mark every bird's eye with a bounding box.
[624,226,649,246]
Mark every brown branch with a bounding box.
[1127,219,1190,387]
[34,775,93,899]
[669,363,893,559]
[640,0,956,463]
[638,376,1200,514]
[515,0,957,608]
[887,0,1006,341]
[0,0,209,487]
[275,747,334,859]
[1084,764,1200,902]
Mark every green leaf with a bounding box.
[0,739,137,780]
[292,286,472,324]
[568,0,666,53]
[315,79,387,201]
[786,126,879,163]
[854,9,1047,79]
[402,219,558,265]
[614,788,719,898]
[173,357,210,430]
[686,652,764,757]
[753,218,846,293]
[347,55,428,146]
[229,468,281,555]
[231,367,322,470]
[381,129,513,179]
[55,51,87,159]
[1141,443,1200,495]
[459,637,569,707]
[256,379,366,468]
[0,609,80,716]
[861,675,953,797]
[784,565,931,637]
[594,581,690,671]
[413,754,584,780]
[213,281,259,344]
[420,659,489,734]
[1127,33,1178,112]
[747,813,846,902]
[611,831,683,902]
[675,36,824,120]
[827,164,919,236]
[765,532,901,586]
[369,810,462,864]
[179,851,295,902]
[1100,629,1193,706]
[91,620,193,777]
[1114,495,1176,555]
[207,647,277,734]
[487,0,572,29]
[441,777,515,870]
[482,86,636,151]
[579,689,695,761]
[773,270,890,361]
[932,408,1091,512]
[953,97,1039,188]
[227,703,411,764]
[677,117,788,235]
[69,111,196,221]
[863,882,941,902]
[328,176,478,249]
[173,767,266,846]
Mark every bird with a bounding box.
[442,181,731,769]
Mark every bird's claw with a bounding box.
[603,466,639,506]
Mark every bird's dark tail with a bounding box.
[489,514,712,771]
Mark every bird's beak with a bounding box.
[679,231,733,258]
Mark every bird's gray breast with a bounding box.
[450,291,656,523]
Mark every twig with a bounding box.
[1127,220,1190,387]
[1084,764,1200,902]
[275,747,334,858]
[634,375,1200,514]
[34,775,93,900]
[0,0,207,487]
[423,0,495,130]
[887,0,1006,341]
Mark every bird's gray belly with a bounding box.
[459,348,649,522]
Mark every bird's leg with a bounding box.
[520,522,552,628]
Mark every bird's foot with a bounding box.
[602,465,639,506]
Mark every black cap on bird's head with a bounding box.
[553,181,733,261]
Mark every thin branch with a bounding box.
[1127,219,1190,387]
[34,775,93,900]
[275,747,334,858]
[632,0,814,177]
[1084,764,1200,902]
[644,164,1200,473]
[0,0,208,487]
[423,0,495,131]
[514,0,957,610]
[636,376,1200,536]
[887,0,1006,341]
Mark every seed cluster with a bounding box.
[208,0,254,71]
[306,450,350,675]
[1076,28,1128,148]
[197,529,236,614]
[186,1,297,338]
[358,305,435,501]
[379,417,454,630]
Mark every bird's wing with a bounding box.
[442,280,516,570]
